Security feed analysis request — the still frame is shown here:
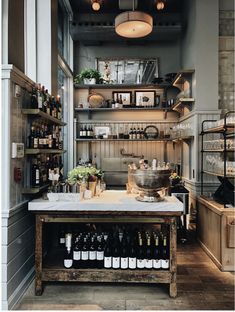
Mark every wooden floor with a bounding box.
[15,235,235,310]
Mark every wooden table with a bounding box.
[28,191,183,297]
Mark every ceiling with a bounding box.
[69,0,185,45]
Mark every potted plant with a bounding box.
[67,166,103,197]
[74,69,102,85]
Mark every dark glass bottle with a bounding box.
[145,236,153,269]
[81,237,89,268]
[137,237,145,269]
[73,237,81,269]
[89,236,97,268]
[28,126,35,148]
[96,236,104,269]
[112,235,120,269]
[128,239,137,270]
[64,248,73,269]
[153,235,161,269]
[31,87,38,109]
[120,236,128,269]
[104,236,112,269]
[161,235,170,269]
[31,158,40,187]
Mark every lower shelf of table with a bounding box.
[41,268,172,283]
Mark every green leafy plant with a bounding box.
[67,166,103,184]
[74,69,102,84]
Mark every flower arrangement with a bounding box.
[169,172,181,186]
[67,166,103,184]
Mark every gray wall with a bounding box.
[75,41,181,78]
[1,66,36,310]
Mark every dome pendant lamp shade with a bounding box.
[115,11,153,38]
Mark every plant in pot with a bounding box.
[169,172,181,186]
[74,69,102,85]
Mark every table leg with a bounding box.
[169,217,177,298]
[35,215,43,296]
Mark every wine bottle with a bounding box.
[31,87,38,109]
[137,237,145,269]
[153,234,161,269]
[58,225,65,246]
[81,237,89,268]
[132,127,137,139]
[128,239,137,269]
[112,236,120,269]
[65,232,72,253]
[31,158,40,187]
[161,235,170,269]
[28,126,35,148]
[104,237,112,269]
[120,236,128,269]
[96,236,104,269]
[145,236,153,269]
[89,236,97,268]
[37,83,43,109]
[73,237,81,269]
[64,248,73,268]
[129,128,133,139]
[79,125,84,138]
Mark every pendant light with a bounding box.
[115,0,153,38]
[91,0,101,11]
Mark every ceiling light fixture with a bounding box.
[156,1,165,10]
[115,1,153,38]
[91,0,100,11]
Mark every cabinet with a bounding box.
[200,111,235,207]
[22,108,67,195]
[74,84,182,185]
[28,191,183,297]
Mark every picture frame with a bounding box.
[135,90,156,107]
[94,126,110,139]
[112,91,132,105]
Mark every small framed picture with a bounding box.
[94,126,110,139]
[112,91,132,105]
[135,90,156,107]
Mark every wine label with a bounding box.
[161,259,169,269]
[60,238,65,244]
[39,138,44,146]
[89,251,96,260]
[73,251,81,261]
[97,251,104,260]
[64,259,73,268]
[120,257,128,269]
[112,257,120,269]
[153,259,161,269]
[104,256,112,268]
[38,96,43,108]
[137,259,145,269]
[33,138,38,148]
[65,234,72,249]
[145,259,153,269]
[81,251,88,260]
[129,257,137,269]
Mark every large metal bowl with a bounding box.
[130,169,171,202]
[131,169,171,190]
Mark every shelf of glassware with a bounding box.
[25,149,66,155]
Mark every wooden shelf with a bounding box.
[75,138,172,142]
[75,107,171,112]
[202,149,235,153]
[74,83,169,89]
[22,184,49,195]
[22,109,66,126]
[202,170,235,178]
[202,124,235,134]
[25,149,66,155]
[171,98,194,111]
[172,69,195,86]
[42,249,171,283]
[172,135,194,142]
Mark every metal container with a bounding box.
[130,169,171,202]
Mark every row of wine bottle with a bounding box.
[28,122,63,150]
[62,228,169,270]
[31,155,63,187]
[30,84,62,120]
